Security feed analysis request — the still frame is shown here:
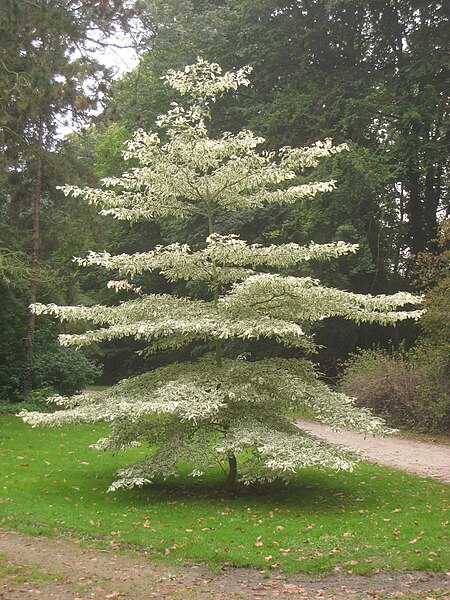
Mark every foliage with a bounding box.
[32,345,102,398]
[0,186,106,403]
[0,239,103,402]
[87,0,447,378]
[410,220,450,431]
[0,318,102,404]
[21,60,422,489]
[339,222,449,433]
[339,348,422,429]
[0,0,137,143]
[0,244,42,402]
[135,0,448,257]
[1,416,449,574]
[0,0,140,398]
[0,388,57,415]
[339,344,449,433]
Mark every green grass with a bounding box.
[0,551,62,585]
[0,416,448,575]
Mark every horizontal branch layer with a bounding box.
[222,274,423,324]
[20,356,389,435]
[73,234,359,283]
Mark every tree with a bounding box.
[0,0,138,393]
[21,60,422,489]
[90,0,447,375]
[411,219,450,430]
[134,0,448,259]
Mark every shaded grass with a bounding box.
[0,416,448,575]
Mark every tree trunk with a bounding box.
[393,182,405,276]
[227,454,237,487]
[406,163,425,255]
[424,165,440,248]
[23,115,44,396]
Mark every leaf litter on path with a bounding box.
[1,530,449,599]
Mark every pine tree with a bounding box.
[21,60,422,490]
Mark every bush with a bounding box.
[411,220,450,432]
[412,344,450,432]
[32,346,103,396]
[339,348,424,429]
[0,386,55,414]
[339,222,450,434]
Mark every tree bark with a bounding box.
[393,182,405,276]
[406,163,425,255]
[424,165,440,248]
[23,115,44,396]
[227,454,237,487]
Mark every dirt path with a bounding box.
[296,419,450,483]
[1,530,449,599]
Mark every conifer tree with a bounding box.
[21,60,422,489]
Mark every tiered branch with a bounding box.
[21,59,422,489]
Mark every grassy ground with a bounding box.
[0,416,448,576]
[395,429,450,446]
[0,551,62,586]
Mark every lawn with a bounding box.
[0,416,448,575]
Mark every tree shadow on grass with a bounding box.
[109,462,384,514]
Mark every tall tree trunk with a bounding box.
[424,165,440,248]
[406,163,425,255]
[393,183,405,276]
[207,199,238,485]
[23,115,44,396]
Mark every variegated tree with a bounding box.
[21,59,422,489]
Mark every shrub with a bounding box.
[0,387,55,414]
[339,347,449,432]
[32,346,103,396]
[411,220,450,432]
[339,348,422,429]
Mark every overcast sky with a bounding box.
[57,31,140,138]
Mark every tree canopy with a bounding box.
[22,61,421,488]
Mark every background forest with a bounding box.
[0,0,448,431]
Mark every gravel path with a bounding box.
[296,419,450,483]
